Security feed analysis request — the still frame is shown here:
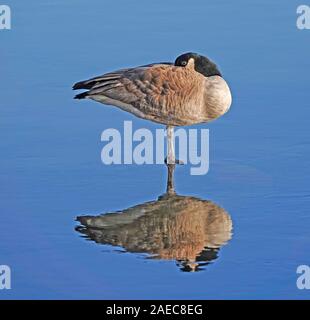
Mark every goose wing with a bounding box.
[73,62,172,92]
[73,62,204,125]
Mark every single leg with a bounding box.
[166,125,175,165]
[166,125,176,195]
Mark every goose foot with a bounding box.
[164,157,184,165]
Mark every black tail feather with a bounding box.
[73,78,100,90]
[74,91,89,100]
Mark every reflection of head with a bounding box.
[76,194,232,272]
[177,248,220,272]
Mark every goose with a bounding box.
[76,193,232,272]
[73,52,232,193]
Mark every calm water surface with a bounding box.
[1,0,310,299]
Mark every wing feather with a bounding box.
[73,62,205,125]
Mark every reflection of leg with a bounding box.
[166,163,176,195]
[166,126,176,195]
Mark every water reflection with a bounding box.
[76,193,232,272]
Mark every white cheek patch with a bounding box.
[186,58,196,69]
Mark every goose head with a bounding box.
[174,52,222,77]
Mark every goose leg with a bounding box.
[166,125,175,165]
[166,125,176,195]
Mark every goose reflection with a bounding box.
[76,193,232,272]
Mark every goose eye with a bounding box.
[181,61,187,66]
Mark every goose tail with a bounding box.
[74,91,89,100]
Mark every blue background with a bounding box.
[1,0,310,299]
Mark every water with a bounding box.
[1,0,310,299]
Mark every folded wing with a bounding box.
[73,62,205,125]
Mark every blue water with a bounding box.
[1,0,310,299]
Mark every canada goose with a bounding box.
[73,52,232,193]
[76,193,232,272]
